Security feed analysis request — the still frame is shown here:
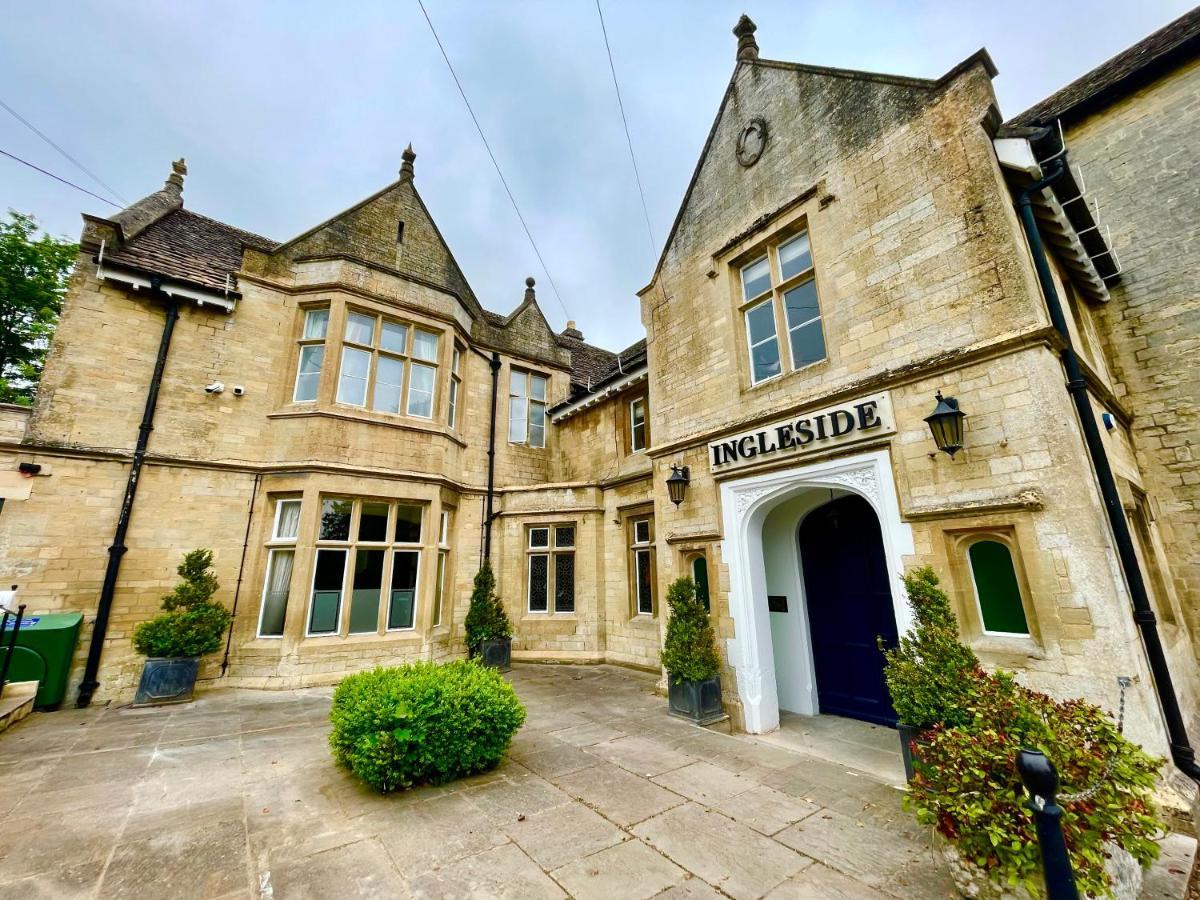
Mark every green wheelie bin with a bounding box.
[3,612,83,709]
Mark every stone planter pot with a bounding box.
[897,722,930,782]
[667,675,724,725]
[478,637,511,672]
[939,839,1142,900]
[132,656,200,707]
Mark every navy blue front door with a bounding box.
[798,494,899,727]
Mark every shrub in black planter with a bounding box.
[132,549,232,704]
[880,567,981,777]
[661,576,723,723]
[329,660,526,793]
[464,561,512,668]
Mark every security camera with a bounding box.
[232,385,245,397]
[205,382,225,394]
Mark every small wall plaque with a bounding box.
[767,595,788,613]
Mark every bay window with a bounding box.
[307,497,424,636]
[258,498,301,637]
[332,309,440,418]
[293,308,329,402]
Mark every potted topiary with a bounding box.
[464,561,512,670]
[880,566,981,780]
[661,575,724,724]
[131,549,232,706]
[909,671,1163,899]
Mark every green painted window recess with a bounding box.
[968,540,1029,635]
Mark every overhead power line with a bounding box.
[0,98,129,206]
[0,147,121,208]
[415,0,570,321]
[595,0,656,262]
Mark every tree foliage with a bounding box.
[0,211,77,404]
[661,576,721,683]
[463,560,511,652]
[132,549,232,658]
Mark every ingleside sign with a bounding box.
[708,392,895,471]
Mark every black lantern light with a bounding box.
[666,465,691,506]
[924,391,967,457]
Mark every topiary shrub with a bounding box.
[132,549,232,658]
[329,660,526,793]
[661,576,720,683]
[463,561,511,654]
[909,671,1163,898]
[881,566,982,728]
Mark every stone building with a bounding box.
[0,11,1196,781]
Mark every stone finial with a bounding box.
[524,276,536,303]
[733,14,759,61]
[165,157,187,195]
[400,144,416,183]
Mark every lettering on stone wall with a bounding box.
[708,392,895,472]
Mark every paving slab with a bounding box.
[634,802,812,899]
[408,842,565,899]
[774,807,925,887]
[650,759,759,805]
[261,835,407,900]
[763,862,890,898]
[553,760,687,827]
[712,783,823,836]
[0,663,1190,900]
[591,734,695,778]
[550,838,688,900]
[502,799,626,870]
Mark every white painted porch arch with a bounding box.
[718,448,915,733]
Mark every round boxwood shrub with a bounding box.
[329,660,526,793]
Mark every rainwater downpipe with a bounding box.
[1016,156,1200,782]
[77,277,180,707]
[468,346,502,562]
[221,472,262,676]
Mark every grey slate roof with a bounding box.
[1008,7,1200,126]
[102,208,277,293]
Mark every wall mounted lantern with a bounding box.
[666,465,691,506]
[924,391,967,457]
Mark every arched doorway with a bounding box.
[718,449,914,734]
[798,494,898,726]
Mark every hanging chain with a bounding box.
[1056,676,1129,805]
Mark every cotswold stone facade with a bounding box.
[0,13,1196,767]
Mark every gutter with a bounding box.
[77,277,180,707]
[1014,156,1200,783]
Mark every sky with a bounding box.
[1,1,1192,353]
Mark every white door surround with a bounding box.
[718,448,914,734]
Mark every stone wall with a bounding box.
[1060,59,1200,732]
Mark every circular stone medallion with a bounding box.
[736,117,768,167]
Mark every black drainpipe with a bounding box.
[221,472,261,676]
[468,348,502,561]
[1016,157,1200,781]
[76,278,180,707]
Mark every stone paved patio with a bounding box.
[0,664,1192,899]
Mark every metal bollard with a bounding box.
[1017,748,1079,900]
